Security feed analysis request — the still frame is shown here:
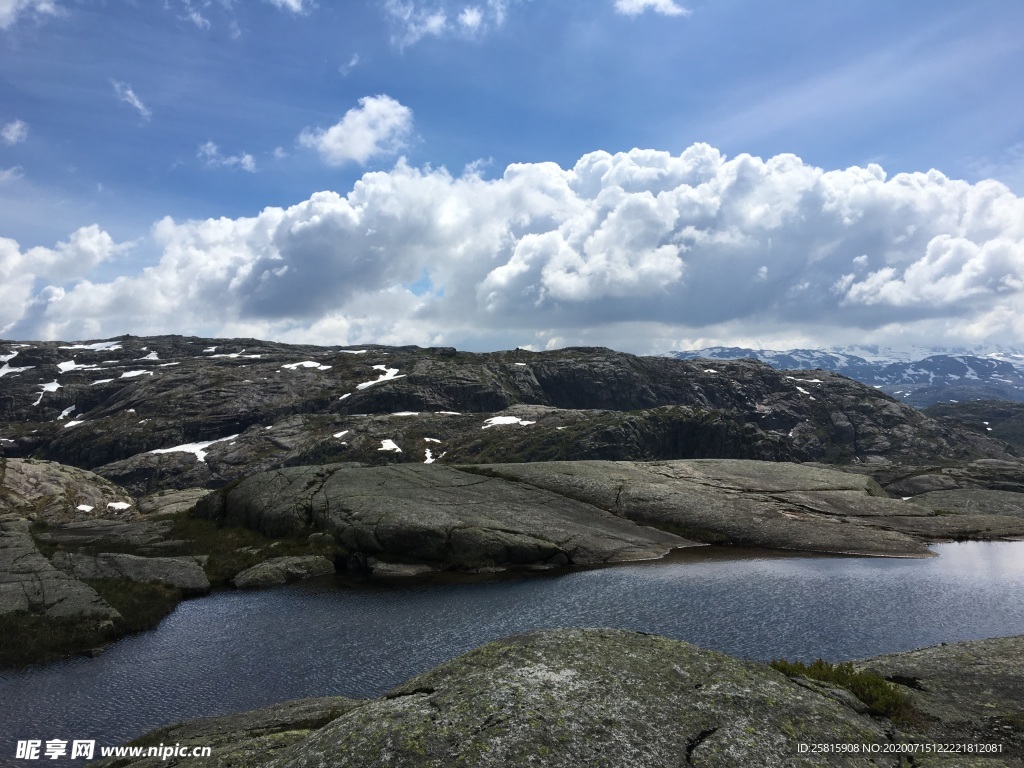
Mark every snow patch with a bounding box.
[60,341,122,351]
[281,360,332,371]
[149,434,240,462]
[120,370,154,379]
[333,430,350,439]
[91,379,114,385]
[482,416,536,429]
[57,360,99,373]
[33,380,61,405]
[0,351,33,378]
[391,411,419,416]
[106,502,131,511]
[356,365,405,390]
[339,392,352,400]
[378,439,402,452]
[424,437,441,443]
[203,347,217,353]
[703,368,718,374]
[137,351,159,361]
[63,420,84,428]
[57,405,76,420]
[76,504,94,513]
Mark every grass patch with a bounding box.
[0,612,113,668]
[87,579,182,635]
[0,580,184,668]
[769,658,917,723]
[162,513,337,586]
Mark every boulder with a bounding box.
[232,556,336,588]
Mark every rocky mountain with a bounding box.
[669,347,1024,407]
[0,335,1014,496]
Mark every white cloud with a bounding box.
[299,95,413,167]
[382,0,509,47]
[6,145,1024,353]
[0,0,59,29]
[614,0,690,17]
[338,53,360,77]
[112,81,152,121]
[1,120,28,145]
[198,141,256,172]
[264,0,312,12]
[458,6,482,30]
[0,166,22,183]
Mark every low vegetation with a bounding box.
[769,658,917,724]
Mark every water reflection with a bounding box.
[1,541,1022,763]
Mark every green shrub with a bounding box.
[769,658,916,723]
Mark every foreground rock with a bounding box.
[89,629,1021,768]
[197,463,697,570]
[860,636,1024,759]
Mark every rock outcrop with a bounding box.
[51,552,210,594]
[198,463,697,570]
[197,458,1024,565]
[89,629,1023,768]
[0,517,120,620]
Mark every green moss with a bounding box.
[769,658,917,724]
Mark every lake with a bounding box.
[2,541,1023,764]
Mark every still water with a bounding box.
[1,541,1023,762]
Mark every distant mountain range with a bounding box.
[667,347,1024,407]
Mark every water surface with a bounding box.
[2,541,1023,763]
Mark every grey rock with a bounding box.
[87,697,364,768]
[51,551,210,594]
[860,636,1024,762]
[232,556,335,588]
[477,459,937,557]
[0,458,136,522]
[198,464,699,570]
[0,517,120,619]
[135,488,210,517]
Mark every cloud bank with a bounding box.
[5,144,1024,353]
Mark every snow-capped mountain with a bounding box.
[667,348,1024,406]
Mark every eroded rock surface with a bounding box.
[0,517,119,620]
[198,463,696,569]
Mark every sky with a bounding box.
[2,0,1024,354]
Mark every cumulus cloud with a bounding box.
[1,120,28,145]
[198,141,256,172]
[6,145,1024,353]
[0,225,126,334]
[0,0,59,29]
[112,81,152,121]
[614,0,690,17]
[299,95,412,167]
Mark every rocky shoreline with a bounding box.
[4,454,1024,668]
[86,628,1024,768]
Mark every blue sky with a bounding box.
[2,0,1024,353]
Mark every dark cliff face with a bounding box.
[0,335,1014,493]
